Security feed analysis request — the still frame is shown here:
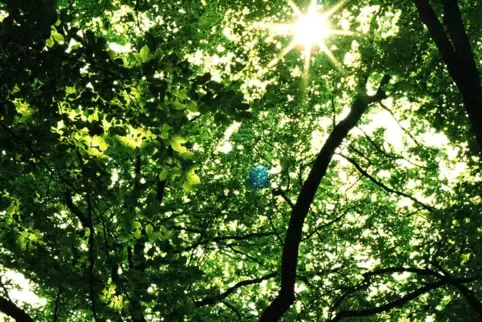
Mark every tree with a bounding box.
[0,0,481,321]
[413,0,482,154]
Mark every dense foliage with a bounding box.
[0,0,481,321]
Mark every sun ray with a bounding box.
[323,29,356,36]
[322,0,347,19]
[300,47,312,91]
[316,40,345,72]
[268,39,299,67]
[286,0,304,17]
[303,47,311,74]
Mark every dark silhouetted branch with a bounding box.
[338,153,434,212]
[330,280,446,321]
[413,0,482,153]
[0,296,34,322]
[260,75,390,321]
[431,262,482,316]
[182,232,277,252]
[196,273,277,307]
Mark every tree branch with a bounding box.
[0,296,34,322]
[196,273,277,307]
[431,262,482,316]
[182,232,277,252]
[330,265,480,320]
[338,153,434,212]
[260,75,390,321]
[442,0,477,70]
[273,189,295,210]
[130,155,147,322]
[413,0,482,153]
[412,0,457,76]
[329,280,447,321]
[221,301,243,320]
[65,191,89,228]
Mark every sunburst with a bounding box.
[259,0,354,79]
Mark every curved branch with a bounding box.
[182,231,277,252]
[338,153,434,212]
[431,262,482,316]
[357,128,427,169]
[329,280,446,321]
[330,266,480,321]
[303,207,352,242]
[273,189,295,210]
[377,102,423,147]
[196,272,277,307]
[221,301,243,320]
[0,296,34,322]
[260,75,390,321]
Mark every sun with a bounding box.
[292,4,329,51]
[258,0,354,77]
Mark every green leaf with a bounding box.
[99,140,108,152]
[134,53,143,63]
[161,130,170,139]
[175,88,188,100]
[17,235,26,248]
[134,229,142,239]
[170,167,182,180]
[140,45,150,62]
[87,148,102,156]
[91,136,103,147]
[171,135,189,152]
[173,100,185,110]
[113,295,123,310]
[172,135,188,144]
[118,136,138,150]
[159,169,169,181]
[187,101,198,112]
[147,232,158,242]
[179,151,194,160]
[51,29,64,43]
[182,180,192,192]
[65,86,76,95]
[46,36,54,48]
[108,283,116,295]
[132,221,142,229]
[171,140,182,152]
[146,224,154,235]
[187,171,201,185]
[6,200,18,216]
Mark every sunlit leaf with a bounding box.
[173,100,185,110]
[140,45,150,62]
[159,169,169,181]
[187,171,201,185]
[146,224,154,235]
[182,180,192,192]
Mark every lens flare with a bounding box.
[258,0,355,81]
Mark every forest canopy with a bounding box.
[0,0,481,321]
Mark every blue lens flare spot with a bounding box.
[249,165,270,189]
